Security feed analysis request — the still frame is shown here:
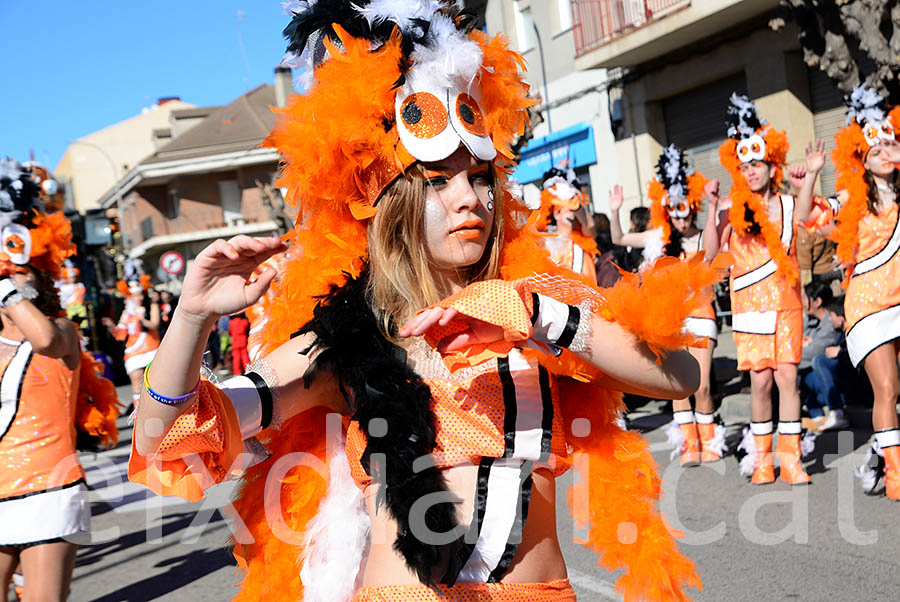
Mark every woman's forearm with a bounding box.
[702,206,719,260]
[134,306,215,456]
[609,208,626,245]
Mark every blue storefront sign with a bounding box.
[512,122,597,184]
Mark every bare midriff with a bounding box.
[358,465,567,587]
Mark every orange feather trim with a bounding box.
[648,172,708,249]
[74,351,122,449]
[116,280,129,297]
[229,407,332,602]
[561,382,702,601]
[24,212,76,280]
[832,106,900,265]
[720,129,797,284]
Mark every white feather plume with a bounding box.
[704,423,728,458]
[355,0,443,36]
[640,227,665,268]
[727,93,765,139]
[300,449,370,602]
[800,430,816,458]
[665,419,686,461]
[854,440,883,493]
[406,12,483,91]
[736,426,758,476]
[846,84,887,126]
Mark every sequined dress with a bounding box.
[0,335,87,545]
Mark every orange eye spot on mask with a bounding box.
[750,143,760,153]
[400,92,448,139]
[5,235,25,255]
[455,93,487,136]
[738,146,749,156]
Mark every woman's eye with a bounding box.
[470,172,491,184]
[425,176,449,188]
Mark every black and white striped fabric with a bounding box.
[451,349,553,583]
[0,340,33,442]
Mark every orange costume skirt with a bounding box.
[352,579,577,601]
[732,308,802,371]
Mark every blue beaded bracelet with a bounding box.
[143,364,200,405]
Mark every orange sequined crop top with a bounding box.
[345,340,571,490]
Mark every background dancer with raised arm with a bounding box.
[610,145,726,466]
[796,85,900,500]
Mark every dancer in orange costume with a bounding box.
[610,145,726,465]
[536,164,598,284]
[127,2,716,600]
[0,157,120,600]
[712,94,820,486]
[103,273,159,411]
[796,85,900,499]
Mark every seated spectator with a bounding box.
[799,283,846,431]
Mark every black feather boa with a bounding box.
[296,267,460,587]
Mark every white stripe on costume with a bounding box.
[846,304,900,367]
[219,375,264,439]
[732,311,777,335]
[124,331,148,355]
[572,244,584,275]
[457,458,531,583]
[732,195,795,291]
[507,350,548,462]
[684,317,718,342]
[0,342,33,441]
[0,481,90,545]
[852,213,900,277]
[124,349,156,375]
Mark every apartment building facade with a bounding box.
[485,0,619,212]
[572,0,846,210]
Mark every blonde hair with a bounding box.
[367,166,504,337]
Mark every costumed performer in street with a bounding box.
[708,94,823,486]
[794,85,900,500]
[102,269,160,412]
[536,163,598,284]
[129,2,719,600]
[609,144,726,466]
[0,157,121,600]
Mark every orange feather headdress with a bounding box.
[536,163,590,232]
[648,145,708,248]
[0,157,75,279]
[831,85,900,265]
[260,0,532,349]
[719,93,795,283]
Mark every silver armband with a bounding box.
[531,293,592,356]
[0,278,37,309]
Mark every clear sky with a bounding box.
[0,1,293,170]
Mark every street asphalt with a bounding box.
[21,328,898,601]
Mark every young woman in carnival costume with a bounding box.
[103,269,160,410]
[536,164,598,284]
[709,94,826,486]
[129,2,721,600]
[795,85,900,499]
[609,145,727,466]
[0,157,120,599]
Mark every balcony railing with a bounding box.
[572,0,691,57]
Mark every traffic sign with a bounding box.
[160,251,185,275]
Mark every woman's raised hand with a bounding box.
[177,235,286,322]
[608,185,624,212]
[704,179,720,204]
[805,138,827,174]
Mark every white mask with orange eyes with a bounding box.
[0,223,32,265]
[862,119,895,147]
[736,133,766,163]
[395,82,497,164]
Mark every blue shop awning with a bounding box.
[512,122,597,184]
